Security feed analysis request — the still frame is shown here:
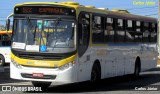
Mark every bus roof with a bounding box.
[14,1,81,8]
[14,1,157,23]
[0,31,12,34]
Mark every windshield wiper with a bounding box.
[33,25,37,41]
[25,17,31,45]
[26,17,37,42]
[26,17,32,27]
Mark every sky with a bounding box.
[0,0,158,25]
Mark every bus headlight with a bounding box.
[59,61,76,70]
[11,59,22,69]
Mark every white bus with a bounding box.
[0,31,11,66]
[6,2,157,88]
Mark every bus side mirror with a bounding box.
[6,19,10,31]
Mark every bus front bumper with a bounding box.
[10,61,78,84]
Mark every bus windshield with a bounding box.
[12,18,76,53]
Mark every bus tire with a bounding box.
[0,55,5,66]
[31,81,51,90]
[133,58,141,78]
[90,63,101,82]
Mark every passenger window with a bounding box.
[126,20,134,42]
[105,17,114,42]
[92,16,104,43]
[116,19,125,42]
[127,20,133,31]
[117,19,123,30]
[150,23,157,42]
[0,34,11,46]
[143,22,150,42]
[135,21,142,42]
[136,21,141,32]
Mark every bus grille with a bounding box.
[18,54,62,60]
[21,73,56,79]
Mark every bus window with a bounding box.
[92,15,104,43]
[13,19,27,43]
[150,23,157,42]
[126,20,134,42]
[116,19,125,42]
[0,34,11,46]
[105,17,114,42]
[117,19,123,30]
[135,21,142,42]
[127,20,133,31]
[143,22,150,43]
[136,21,141,32]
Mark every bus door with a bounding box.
[78,13,91,81]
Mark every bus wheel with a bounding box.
[133,59,141,78]
[0,55,5,66]
[31,81,51,90]
[134,63,140,78]
[91,64,101,82]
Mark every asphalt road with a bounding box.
[1,64,160,94]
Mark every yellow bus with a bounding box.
[0,30,12,66]
[6,1,157,88]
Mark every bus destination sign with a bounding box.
[14,6,75,16]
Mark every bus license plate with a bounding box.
[32,73,44,78]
